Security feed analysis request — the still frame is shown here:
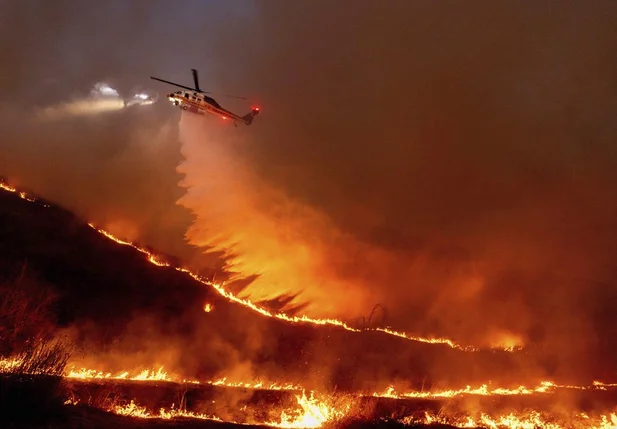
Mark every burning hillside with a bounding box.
[1,178,526,389]
[3,180,617,428]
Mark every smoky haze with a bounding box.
[1,0,617,368]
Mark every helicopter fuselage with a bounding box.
[168,90,242,122]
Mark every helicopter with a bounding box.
[150,69,260,127]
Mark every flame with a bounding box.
[209,377,302,391]
[64,364,303,391]
[6,357,617,429]
[373,327,477,351]
[1,182,36,202]
[400,410,617,429]
[21,360,617,400]
[103,388,617,429]
[111,390,350,428]
[267,391,352,428]
[8,358,616,401]
[372,381,559,400]
[486,329,526,351]
[113,400,223,421]
[88,222,490,352]
[58,363,617,400]
[370,379,617,401]
[65,366,171,382]
[0,356,23,372]
[0,182,17,192]
[203,302,213,312]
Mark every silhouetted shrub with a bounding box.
[0,263,58,356]
[0,263,72,425]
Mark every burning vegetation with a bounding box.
[3,180,617,429]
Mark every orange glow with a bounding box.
[87,222,491,351]
[58,362,617,401]
[0,182,17,192]
[267,391,352,428]
[370,379,617,401]
[1,181,36,202]
[0,357,23,372]
[203,302,213,312]
[64,364,303,391]
[66,366,172,382]
[113,400,223,421]
[174,115,520,352]
[6,357,617,428]
[372,381,557,400]
[400,410,617,429]
[110,390,351,428]
[209,377,302,391]
[485,329,526,351]
[100,383,617,429]
[5,358,610,401]
[176,114,381,323]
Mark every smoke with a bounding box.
[176,0,617,363]
[0,102,191,258]
[1,0,617,377]
[34,82,157,121]
[0,1,253,264]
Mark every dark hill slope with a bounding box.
[0,186,206,336]
[0,182,554,391]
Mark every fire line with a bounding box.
[0,179,515,352]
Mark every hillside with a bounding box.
[0,179,533,391]
[5,180,617,429]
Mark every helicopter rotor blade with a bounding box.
[150,76,198,93]
[191,69,201,92]
[201,91,248,100]
[151,72,249,100]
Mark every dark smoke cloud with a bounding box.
[1,0,617,373]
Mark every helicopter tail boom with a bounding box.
[240,107,260,125]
